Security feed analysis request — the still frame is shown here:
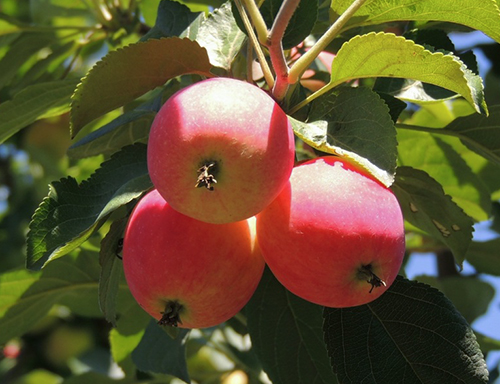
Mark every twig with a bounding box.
[241,0,268,46]
[246,41,254,83]
[234,0,274,89]
[288,0,368,84]
[267,0,301,100]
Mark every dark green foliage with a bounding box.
[324,277,489,384]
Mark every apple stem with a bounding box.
[358,265,387,293]
[195,162,217,191]
[158,301,184,327]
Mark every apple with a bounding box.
[147,77,295,224]
[256,156,405,308]
[2,342,21,359]
[122,189,264,329]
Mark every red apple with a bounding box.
[2,342,21,359]
[147,77,295,224]
[256,156,405,308]
[122,189,264,329]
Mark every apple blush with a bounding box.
[122,189,264,329]
[256,156,406,308]
[147,77,295,224]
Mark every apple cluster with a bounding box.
[122,77,406,329]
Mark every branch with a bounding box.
[288,0,368,84]
[241,0,268,46]
[234,0,274,89]
[267,0,301,100]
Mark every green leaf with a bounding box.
[0,269,42,344]
[391,166,474,265]
[330,0,500,44]
[140,0,201,41]
[110,298,150,365]
[56,251,105,318]
[374,30,479,106]
[68,86,174,159]
[466,239,500,276]
[196,2,246,70]
[323,276,488,384]
[0,251,100,345]
[180,12,205,40]
[324,32,487,114]
[0,78,79,144]
[377,92,407,123]
[396,129,491,222]
[60,372,122,384]
[132,320,190,383]
[492,202,500,232]
[475,332,500,354]
[0,33,55,89]
[246,267,338,384]
[443,105,500,166]
[99,218,129,326]
[27,144,152,270]
[67,109,155,158]
[374,77,459,105]
[0,16,21,37]
[291,87,397,187]
[412,275,495,324]
[14,41,76,92]
[29,0,94,26]
[410,29,479,74]
[70,37,213,136]
[11,369,61,384]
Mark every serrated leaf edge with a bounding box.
[26,144,149,270]
[335,0,500,44]
[330,32,487,114]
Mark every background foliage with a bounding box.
[1,0,500,383]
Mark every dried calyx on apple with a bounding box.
[195,162,218,191]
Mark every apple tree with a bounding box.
[1,0,500,383]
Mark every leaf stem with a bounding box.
[288,85,328,115]
[62,46,84,80]
[246,41,254,83]
[396,123,458,136]
[18,25,100,32]
[241,0,268,46]
[396,122,492,156]
[90,0,112,24]
[233,311,248,327]
[288,0,368,84]
[126,0,137,20]
[234,0,274,89]
[267,0,301,100]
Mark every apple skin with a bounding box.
[122,189,264,329]
[147,77,295,224]
[256,156,405,308]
